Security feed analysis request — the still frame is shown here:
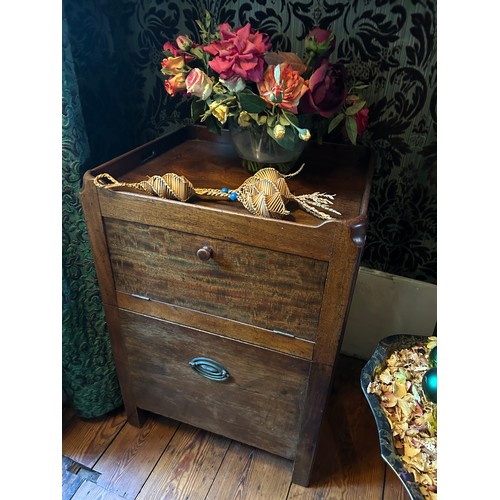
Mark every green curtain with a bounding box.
[62,13,122,418]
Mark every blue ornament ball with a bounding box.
[422,367,437,404]
[429,346,437,367]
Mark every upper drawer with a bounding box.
[104,217,327,341]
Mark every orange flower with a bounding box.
[161,56,187,75]
[258,63,307,114]
[164,73,186,96]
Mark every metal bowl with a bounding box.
[360,334,431,500]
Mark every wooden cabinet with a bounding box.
[80,125,374,486]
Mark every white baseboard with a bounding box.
[340,267,437,360]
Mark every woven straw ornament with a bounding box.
[93,166,341,220]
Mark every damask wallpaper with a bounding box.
[65,0,436,282]
[62,0,436,416]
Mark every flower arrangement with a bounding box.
[160,12,369,169]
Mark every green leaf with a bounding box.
[278,114,289,126]
[345,115,358,145]
[353,83,369,90]
[191,99,206,121]
[345,101,366,116]
[283,112,299,127]
[238,93,268,113]
[267,115,276,127]
[205,115,221,135]
[328,113,345,134]
[191,47,205,59]
[274,64,281,83]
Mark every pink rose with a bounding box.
[204,23,271,83]
[185,68,213,100]
[300,60,347,118]
[176,35,193,52]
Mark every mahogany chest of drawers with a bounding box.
[80,125,374,486]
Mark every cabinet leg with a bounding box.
[125,404,146,428]
[292,362,334,486]
[291,464,312,487]
[292,438,319,484]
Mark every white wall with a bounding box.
[341,267,437,360]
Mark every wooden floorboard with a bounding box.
[137,424,231,500]
[206,441,293,500]
[62,355,411,499]
[383,466,412,500]
[93,415,179,498]
[62,408,128,469]
[71,481,126,500]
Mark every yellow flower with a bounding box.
[237,111,252,127]
[299,128,311,141]
[209,101,229,124]
[273,124,286,139]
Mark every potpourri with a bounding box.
[367,337,437,499]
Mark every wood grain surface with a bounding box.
[119,309,310,459]
[62,356,411,499]
[104,217,327,340]
[79,124,375,488]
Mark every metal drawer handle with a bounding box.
[189,357,230,381]
[196,245,213,261]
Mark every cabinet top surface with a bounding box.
[86,126,374,228]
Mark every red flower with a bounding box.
[300,60,347,118]
[355,108,369,136]
[204,23,271,83]
[163,40,194,63]
[163,41,182,57]
[305,28,336,59]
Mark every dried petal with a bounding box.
[369,339,437,498]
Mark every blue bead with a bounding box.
[229,192,238,201]
[221,187,229,193]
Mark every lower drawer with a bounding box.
[119,309,311,459]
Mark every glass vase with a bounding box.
[229,122,306,175]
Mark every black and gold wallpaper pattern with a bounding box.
[65,0,436,282]
[63,0,436,416]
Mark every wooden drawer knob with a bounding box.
[197,245,213,261]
